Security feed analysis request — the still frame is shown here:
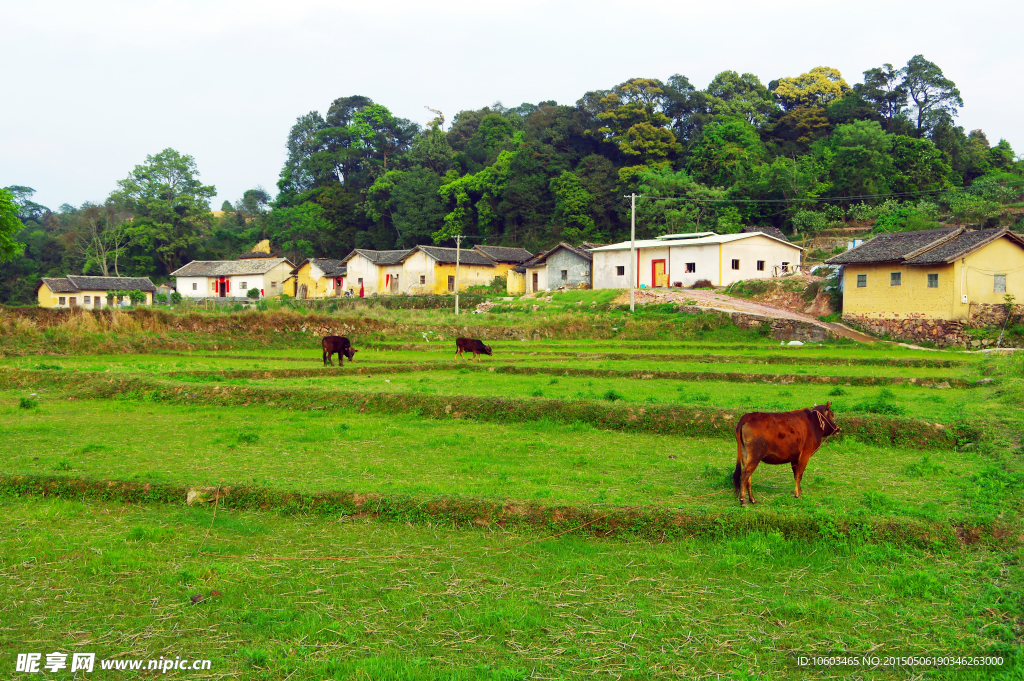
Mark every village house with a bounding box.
[826,227,1024,341]
[470,245,534,280]
[171,253,294,299]
[338,249,412,296]
[399,246,497,294]
[510,242,604,294]
[37,276,157,308]
[156,283,176,300]
[290,258,347,299]
[590,231,802,290]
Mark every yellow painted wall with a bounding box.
[294,262,340,299]
[842,235,1024,320]
[431,263,497,294]
[507,269,526,295]
[282,276,296,297]
[37,284,151,308]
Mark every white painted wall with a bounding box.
[344,254,378,296]
[402,250,434,294]
[174,262,292,298]
[526,265,548,292]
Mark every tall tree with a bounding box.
[0,188,25,263]
[772,66,850,110]
[595,78,680,165]
[704,72,777,126]
[901,55,963,136]
[860,64,907,129]
[73,201,133,276]
[111,148,216,274]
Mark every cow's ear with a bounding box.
[826,400,831,409]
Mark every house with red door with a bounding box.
[171,253,294,300]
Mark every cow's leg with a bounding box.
[339,352,344,367]
[323,349,332,366]
[792,454,811,498]
[739,460,759,507]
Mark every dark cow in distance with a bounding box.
[455,337,492,360]
[322,336,357,366]
[734,402,840,507]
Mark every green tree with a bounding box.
[859,64,907,129]
[111,149,216,274]
[687,118,765,187]
[595,78,680,165]
[824,120,894,198]
[265,202,333,259]
[635,166,726,235]
[365,168,447,247]
[704,71,777,126]
[772,66,850,110]
[550,171,597,242]
[889,135,955,194]
[901,55,963,135]
[0,188,26,263]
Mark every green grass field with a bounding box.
[1,308,1022,679]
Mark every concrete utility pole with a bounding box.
[454,234,462,316]
[629,192,636,313]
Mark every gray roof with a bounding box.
[39,276,157,293]
[293,258,347,277]
[741,226,790,242]
[472,245,533,263]
[407,246,495,266]
[171,257,292,277]
[237,252,278,259]
[825,227,961,265]
[342,249,413,266]
[904,229,1024,264]
[529,242,597,264]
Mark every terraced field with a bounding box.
[1,309,1022,679]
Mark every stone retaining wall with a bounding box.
[967,303,1024,328]
[844,307,1023,348]
[679,305,832,342]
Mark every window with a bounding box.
[420,275,426,285]
[358,278,363,285]
[271,281,277,288]
[447,275,455,291]
[58,297,66,305]
[616,266,625,276]
[890,272,901,287]
[782,262,790,272]
[857,274,867,288]
[192,282,197,291]
[240,282,247,290]
[685,263,696,273]
[731,259,740,270]
[84,296,91,304]
[995,274,1007,293]
[69,297,76,306]
[561,269,568,282]
[927,273,938,288]
[756,260,765,271]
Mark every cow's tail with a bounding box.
[733,420,744,495]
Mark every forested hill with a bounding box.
[3,55,1023,304]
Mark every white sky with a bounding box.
[4,0,1021,211]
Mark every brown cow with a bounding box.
[322,336,357,366]
[733,402,840,507]
[455,337,492,360]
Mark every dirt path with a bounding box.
[613,289,876,343]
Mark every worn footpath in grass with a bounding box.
[1,498,1020,680]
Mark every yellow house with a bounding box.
[37,276,156,308]
[399,246,498,294]
[290,258,347,299]
[471,245,533,280]
[827,227,1024,332]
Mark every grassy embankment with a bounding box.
[1,307,1022,678]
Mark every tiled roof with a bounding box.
[472,245,533,263]
[342,249,413,266]
[237,252,278,259]
[170,257,292,277]
[532,242,598,264]
[40,277,79,293]
[294,258,347,277]
[40,276,158,293]
[411,246,495,266]
[904,229,1023,264]
[825,227,959,265]
[741,226,790,242]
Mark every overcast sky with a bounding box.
[4,0,1021,211]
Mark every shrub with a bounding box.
[19,397,38,409]
[603,389,623,402]
[247,288,261,300]
[691,279,714,289]
[791,210,829,235]
[170,291,183,305]
[154,293,168,304]
[127,289,147,305]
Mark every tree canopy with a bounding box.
[1,54,1021,304]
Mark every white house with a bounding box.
[338,249,412,296]
[171,254,294,299]
[590,231,803,290]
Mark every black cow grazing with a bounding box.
[455,337,492,360]
[322,336,357,366]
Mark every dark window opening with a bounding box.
[616,266,625,276]
[756,260,765,271]
[685,263,696,273]
[731,259,740,270]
